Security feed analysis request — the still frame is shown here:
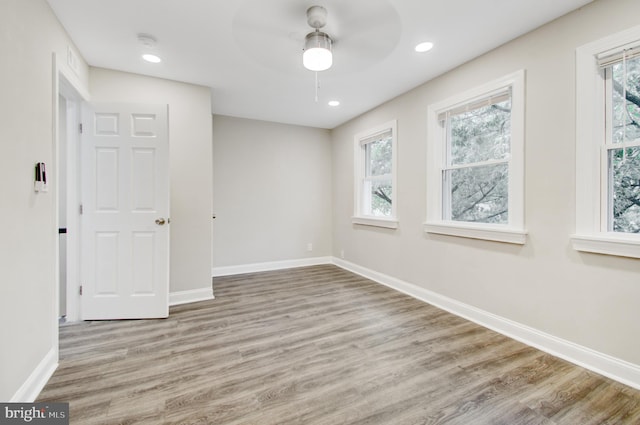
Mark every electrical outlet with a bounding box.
[340,249,345,259]
[307,243,313,252]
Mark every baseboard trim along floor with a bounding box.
[212,256,332,277]
[332,257,640,391]
[169,287,215,306]
[12,347,58,402]
[212,256,640,390]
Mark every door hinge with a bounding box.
[79,204,83,215]
[79,285,83,296]
[79,123,83,134]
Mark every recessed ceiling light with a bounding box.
[328,100,340,107]
[142,53,162,63]
[415,42,434,53]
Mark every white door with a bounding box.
[81,103,170,320]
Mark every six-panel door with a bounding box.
[81,103,169,320]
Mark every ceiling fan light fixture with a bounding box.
[303,31,333,71]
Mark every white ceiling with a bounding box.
[46,0,593,129]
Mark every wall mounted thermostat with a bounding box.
[34,162,48,192]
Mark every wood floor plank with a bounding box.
[38,265,640,424]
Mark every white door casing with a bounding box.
[81,103,169,320]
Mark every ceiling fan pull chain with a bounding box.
[315,71,319,102]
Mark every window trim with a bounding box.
[353,120,398,229]
[573,25,640,259]
[425,70,527,244]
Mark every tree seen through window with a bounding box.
[364,136,392,216]
[445,97,511,224]
[610,54,640,233]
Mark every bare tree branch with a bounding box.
[491,104,510,113]
[373,188,392,205]
[455,182,499,218]
[613,80,640,110]
[483,209,508,220]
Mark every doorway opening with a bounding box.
[57,73,84,322]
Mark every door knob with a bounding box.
[155,218,166,226]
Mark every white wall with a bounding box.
[89,68,213,294]
[0,0,89,401]
[332,0,640,368]
[212,115,332,269]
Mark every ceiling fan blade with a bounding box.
[322,0,401,73]
[232,0,307,40]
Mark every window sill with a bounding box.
[571,234,640,259]
[352,216,398,229]
[424,221,527,245]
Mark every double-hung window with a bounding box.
[574,26,640,258]
[353,120,398,229]
[603,49,640,233]
[426,71,526,244]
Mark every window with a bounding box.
[574,25,640,258]
[353,120,398,229]
[604,50,640,233]
[425,71,526,244]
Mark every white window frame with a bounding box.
[425,70,527,244]
[573,25,640,258]
[353,120,398,229]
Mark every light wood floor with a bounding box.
[38,265,640,424]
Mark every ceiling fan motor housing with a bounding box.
[306,5,328,29]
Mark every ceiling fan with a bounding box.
[231,0,399,73]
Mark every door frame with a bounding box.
[54,57,89,323]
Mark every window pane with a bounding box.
[365,137,392,177]
[611,55,640,144]
[610,147,640,233]
[446,163,508,224]
[364,179,392,217]
[450,99,511,165]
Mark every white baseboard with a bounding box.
[11,348,58,402]
[212,256,332,277]
[332,257,640,390]
[169,287,214,306]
